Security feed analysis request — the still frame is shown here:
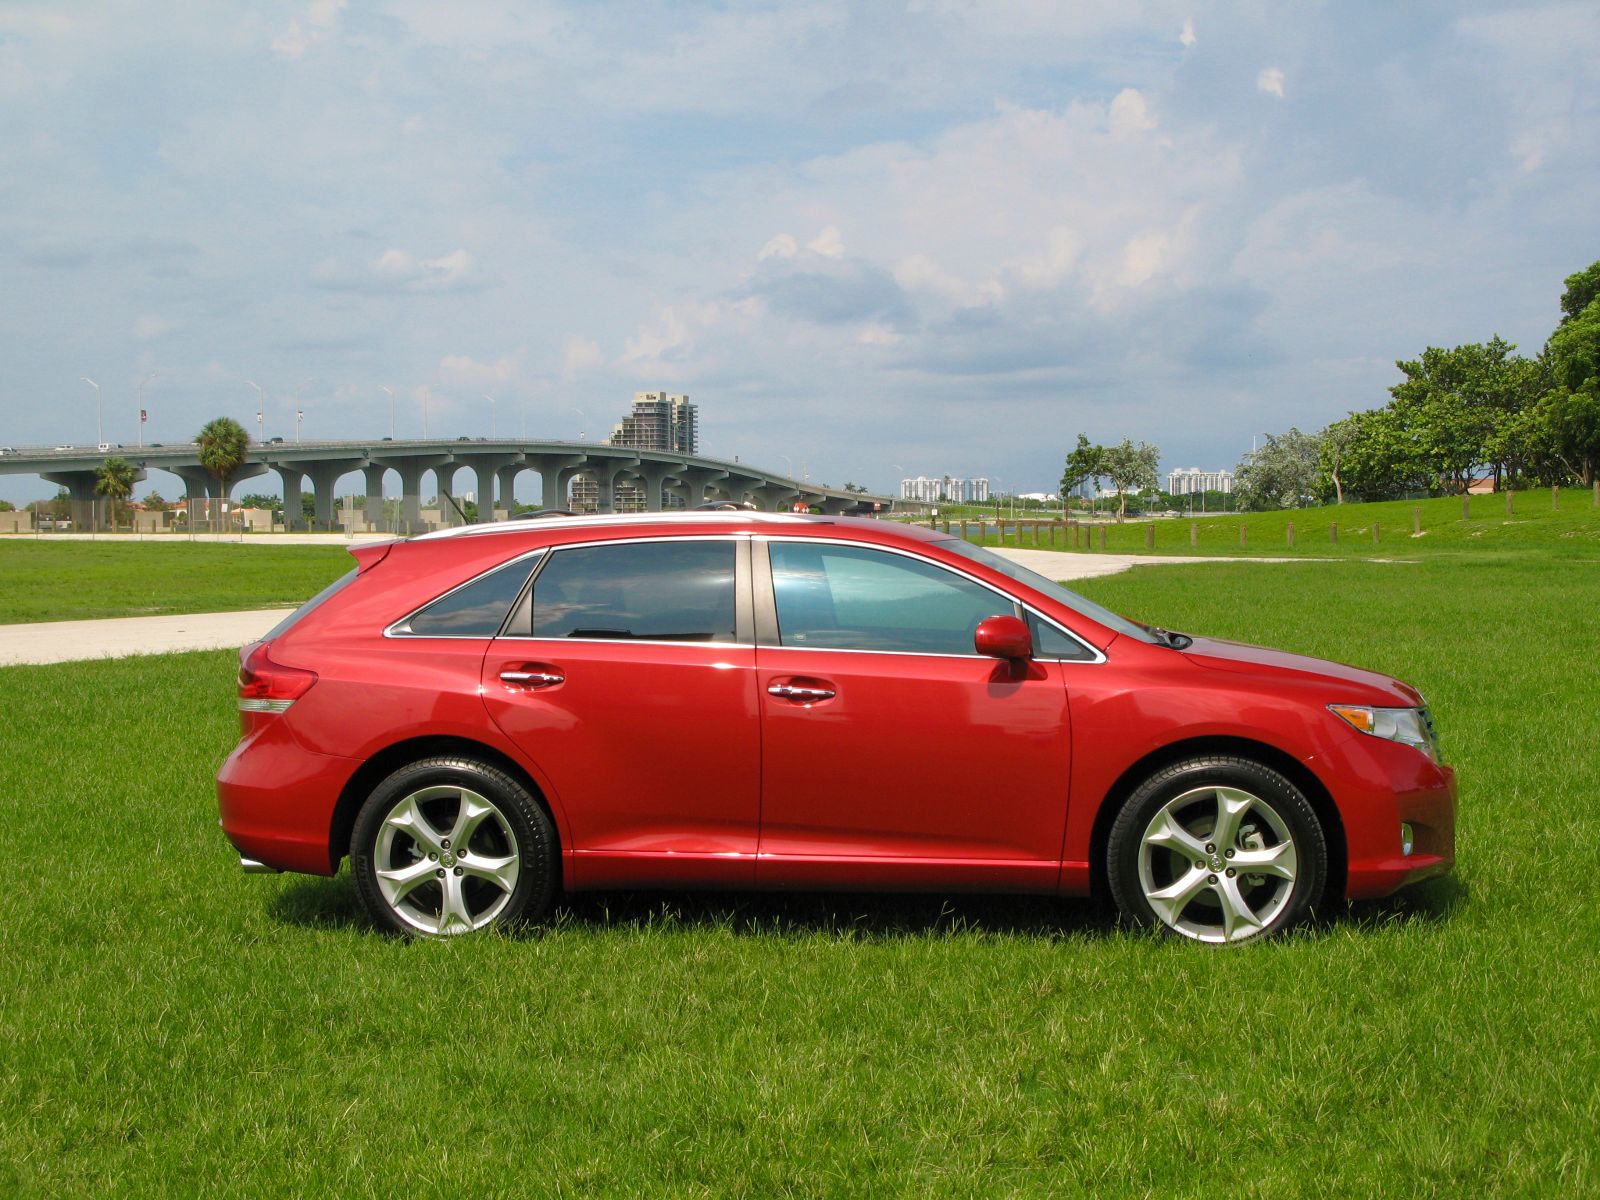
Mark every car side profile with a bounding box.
[217,512,1456,942]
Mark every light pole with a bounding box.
[570,407,585,440]
[380,386,395,438]
[484,394,496,438]
[293,381,310,444]
[248,381,265,443]
[81,377,102,446]
[137,371,156,448]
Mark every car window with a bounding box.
[1026,612,1098,661]
[937,539,1159,645]
[528,540,737,642]
[405,554,543,637]
[768,541,1013,655]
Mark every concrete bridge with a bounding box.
[0,438,891,531]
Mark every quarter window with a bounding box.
[528,541,737,642]
[768,542,1013,655]
[404,555,542,637]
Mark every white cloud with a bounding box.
[1180,17,1196,48]
[807,226,846,259]
[134,315,175,341]
[561,335,603,379]
[759,232,799,260]
[312,247,480,293]
[438,354,515,386]
[1108,88,1156,137]
[1257,67,1286,98]
[272,0,345,58]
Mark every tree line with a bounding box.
[1235,259,1600,509]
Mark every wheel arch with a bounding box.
[1086,735,1347,907]
[328,735,562,881]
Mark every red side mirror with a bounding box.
[974,614,1032,660]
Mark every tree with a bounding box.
[0,500,13,512]
[1317,416,1362,505]
[1059,434,1106,508]
[1559,260,1600,325]
[142,491,169,512]
[94,456,137,533]
[196,416,251,532]
[843,482,867,494]
[1234,429,1322,511]
[1098,439,1160,521]
[1543,296,1600,484]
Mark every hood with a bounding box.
[1182,636,1420,705]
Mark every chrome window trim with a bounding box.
[494,533,753,646]
[756,536,1106,664]
[384,548,549,640]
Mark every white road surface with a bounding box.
[0,547,1297,667]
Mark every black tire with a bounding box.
[1106,756,1326,944]
[350,756,556,937]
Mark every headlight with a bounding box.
[1329,704,1442,763]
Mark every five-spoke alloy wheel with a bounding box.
[1108,757,1327,944]
[351,757,556,937]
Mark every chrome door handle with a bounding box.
[767,683,835,702]
[500,670,565,688]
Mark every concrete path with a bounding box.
[0,548,1294,667]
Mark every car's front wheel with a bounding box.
[351,756,556,937]
[1107,756,1327,944]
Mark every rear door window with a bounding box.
[523,540,737,642]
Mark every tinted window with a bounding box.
[938,539,1157,645]
[529,541,736,642]
[406,555,540,637]
[768,542,1013,655]
[1026,612,1097,661]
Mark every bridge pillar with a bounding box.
[364,465,388,533]
[435,465,461,526]
[297,459,366,532]
[753,484,802,512]
[41,470,102,531]
[523,455,586,510]
[632,462,679,512]
[468,455,522,524]
[674,467,729,507]
[496,465,520,517]
[275,467,306,531]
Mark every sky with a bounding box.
[1,0,1597,505]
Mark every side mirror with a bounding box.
[974,614,1032,660]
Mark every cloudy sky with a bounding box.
[1,1,1597,504]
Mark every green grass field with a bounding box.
[0,541,353,623]
[2,556,1596,1195]
[945,485,1600,559]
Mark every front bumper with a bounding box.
[1322,730,1457,900]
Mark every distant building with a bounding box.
[900,475,990,503]
[571,391,701,511]
[1166,467,1234,496]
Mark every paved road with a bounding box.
[0,548,1295,667]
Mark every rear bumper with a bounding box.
[217,718,356,876]
[1325,732,1457,901]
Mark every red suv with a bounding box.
[218,512,1455,942]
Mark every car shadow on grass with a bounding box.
[267,870,1466,942]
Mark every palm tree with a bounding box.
[196,417,251,533]
[94,456,137,533]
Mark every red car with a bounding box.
[218,512,1455,942]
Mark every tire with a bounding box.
[350,756,556,937]
[1106,756,1327,944]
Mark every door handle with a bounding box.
[500,669,565,688]
[767,682,836,703]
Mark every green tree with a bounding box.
[196,416,251,532]
[94,456,137,533]
[1099,438,1160,521]
[1235,429,1322,511]
[1559,260,1600,324]
[1387,337,1533,493]
[1543,298,1600,484]
[1317,416,1362,505]
[141,490,169,512]
[1059,434,1106,507]
[0,500,14,512]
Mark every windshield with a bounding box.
[936,540,1160,645]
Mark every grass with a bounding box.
[938,485,1600,559]
[0,541,353,623]
[2,556,1598,1195]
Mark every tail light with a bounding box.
[237,642,317,715]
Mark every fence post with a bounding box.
[1190,523,1198,548]
[1505,489,1514,516]
[1330,522,1338,544]
[1553,486,1559,511]
[1462,493,1470,519]
[1145,524,1155,550]
[1411,505,1421,535]
[1286,521,1295,548]
[942,519,950,534]
[1373,521,1381,544]
[1097,526,1106,551]
[1594,480,1599,508]
[1239,524,1247,548]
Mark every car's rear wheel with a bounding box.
[1107,756,1326,944]
[351,756,556,937]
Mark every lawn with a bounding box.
[942,485,1600,559]
[1,557,1596,1195]
[0,541,353,623]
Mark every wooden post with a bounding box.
[1286,521,1295,548]
[1553,486,1559,511]
[1505,489,1514,516]
[1145,524,1154,550]
[1411,505,1421,535]
[1097,526,1106,551]
[978,520,986,542]
[1462,493,1470,519]
[1594,480,1599,508]
[942,519,950,534]
[1330,522,1338,544]
[998,519,1007,544]
[960,520,968,542]
[1372,521,1381,544]
[1190,523,1198,548]
[1239,524,1247,547]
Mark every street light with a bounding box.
[380,386,395,439]
[292,381,310,444]
[248,381,265,443]
[81,377,102,446]
[484,394,497,438]
[570,407,585,440]
[136,371,156,448]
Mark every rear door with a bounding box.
[753,538,1073,892]
[481,536,761,889]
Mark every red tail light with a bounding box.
[237,642,318,714]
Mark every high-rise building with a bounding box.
[899,475,990,503]
[570,392,701,511]
[1166,467,1234,496]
